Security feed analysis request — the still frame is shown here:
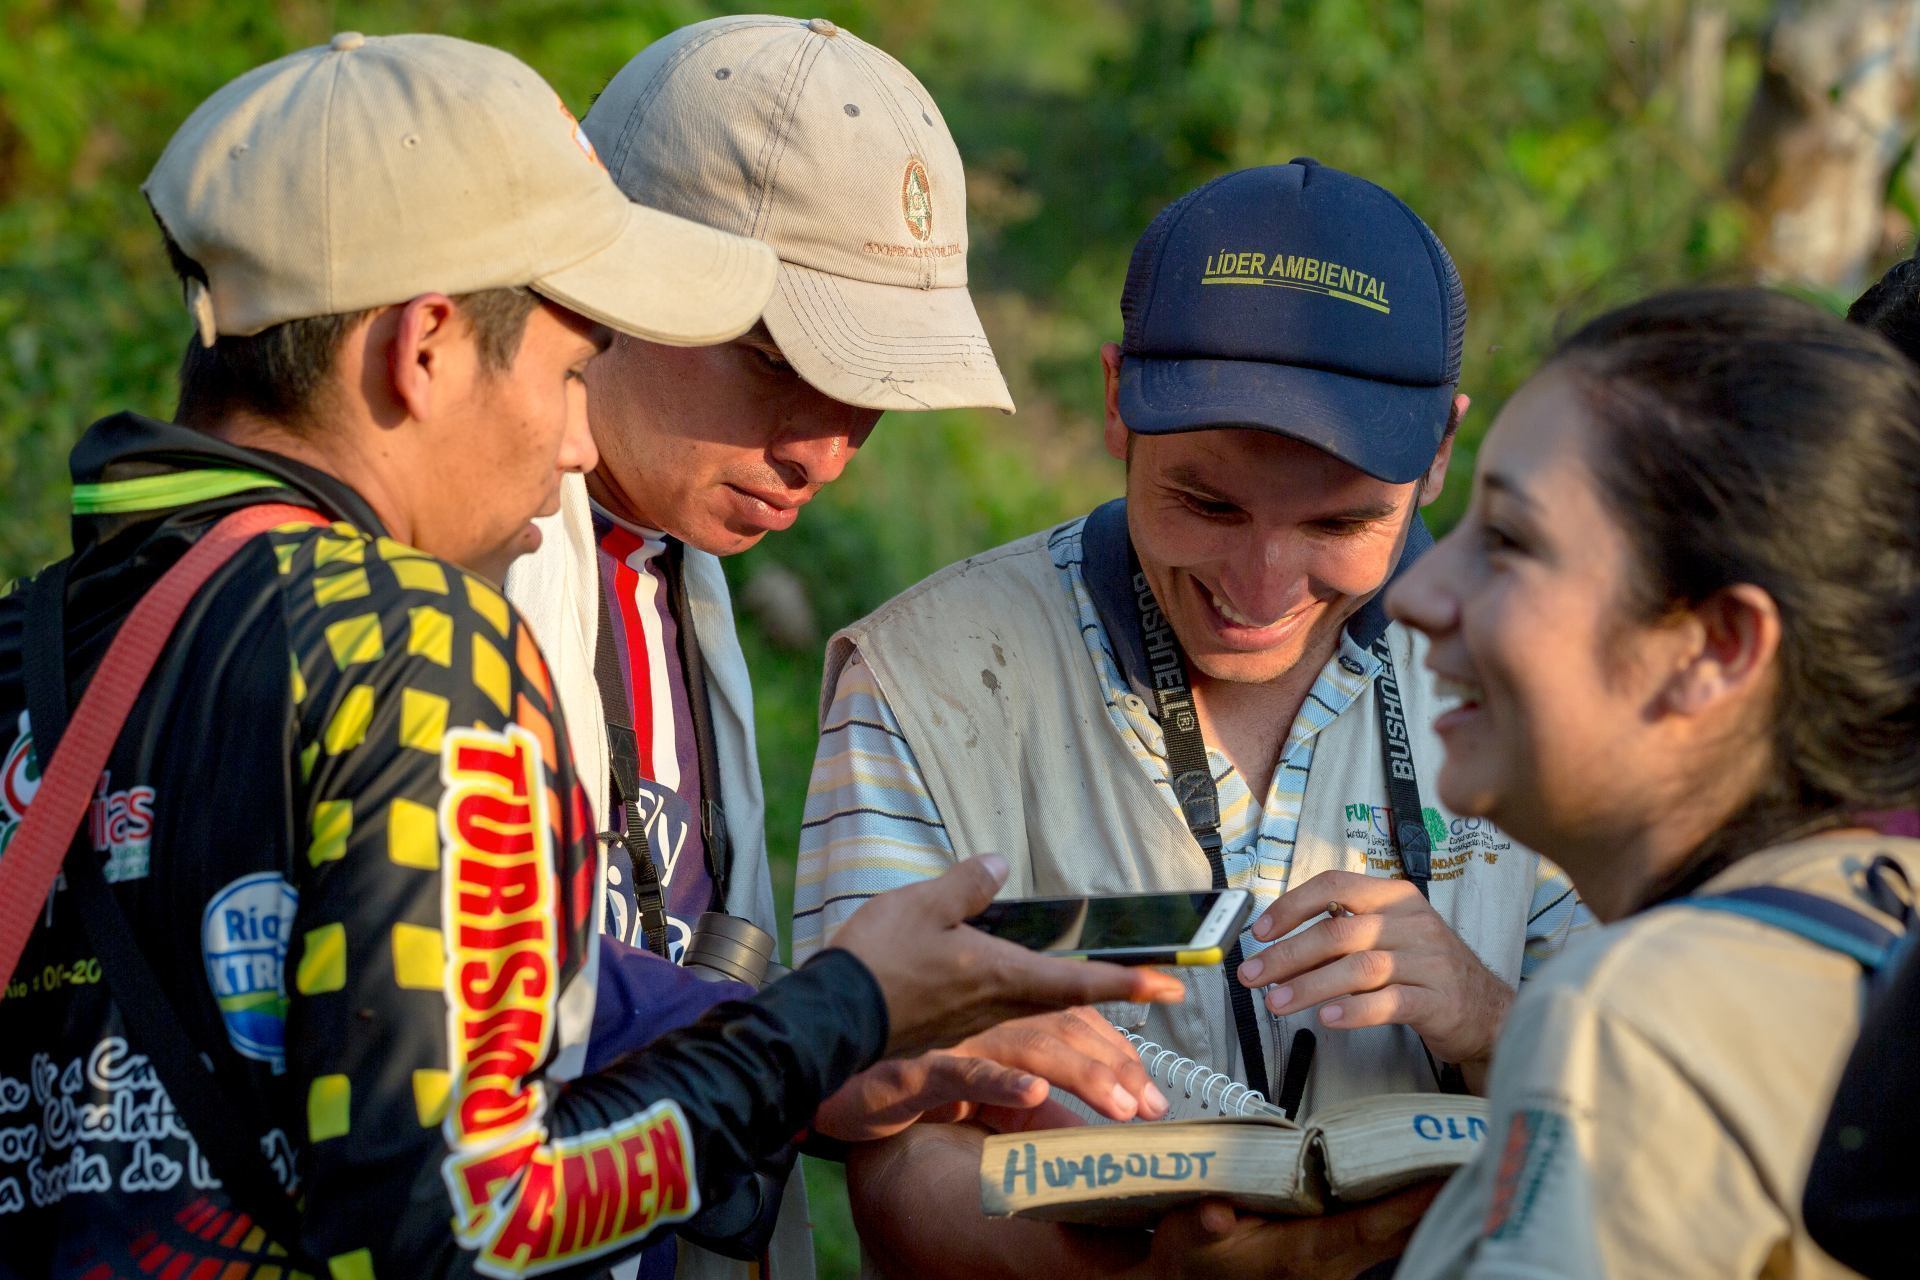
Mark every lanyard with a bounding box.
[660,541,733,907]
[1370,633,1433,896]
[1129,549,1273,1103]
[594,562,672,957]
[1124,537,1437,1109]
[592,536,733,958]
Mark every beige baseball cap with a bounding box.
[586,15,1014,413]
[143,31,777,349]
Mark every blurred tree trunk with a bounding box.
[1680,4,1730,147]
[1728,0,1920,289]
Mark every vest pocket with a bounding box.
[1096,1000,1151,1031]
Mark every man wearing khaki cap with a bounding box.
[509,13,1013,986]
[506,21,1171,1278]
[0,31,1185,1280]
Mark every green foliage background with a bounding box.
[2,1,1878,1273]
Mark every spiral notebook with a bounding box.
[1111,1026,1291,1120]
[977,1029,1488,1225]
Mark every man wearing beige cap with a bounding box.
[508,13,1014,982]
[505,21,1168,1278]
[0,31,1186,1280]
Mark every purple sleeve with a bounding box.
[586,936,753,1073]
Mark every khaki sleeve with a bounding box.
[1397,983,1787,1280]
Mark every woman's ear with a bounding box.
[1661,583,1782,717]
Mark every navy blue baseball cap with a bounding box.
[1118,160,1466,483]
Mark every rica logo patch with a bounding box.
[202,871,297,1073]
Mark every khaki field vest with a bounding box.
[827,525,1549,1119]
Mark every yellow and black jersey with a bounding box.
[0,414,886,1280]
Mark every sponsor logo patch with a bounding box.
[3,711,156,885]
[201,872,297,1073]
[1483,1107,1565,1240]
[1344,802,1513,878]
[90,772,155,884]
[0,711,39,860]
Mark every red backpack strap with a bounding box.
[0,503,327,991]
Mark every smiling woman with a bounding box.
[1386,288,1920,1279]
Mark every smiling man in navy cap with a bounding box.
[793,161,1592,1275]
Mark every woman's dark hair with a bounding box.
[1550,288,1920,906]
[1849,253,1920,367]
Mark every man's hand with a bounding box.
[1237,870,1512,1074]
[1139,1184,1443,1280]
[813,1008,1170,1142]
[830,856,1185,1060]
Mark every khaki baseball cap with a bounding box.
[586,15,1014,413]
[143,32,776,349]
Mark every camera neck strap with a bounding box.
[1370,635,1432,898]
[1126,545,1272,1100]
[1141,623,1436,897]
[591,537,733,958]
[661,540,730,907]
[1086,500,1441,1105]
[1084,501,1436,886]
[594,562,673,958]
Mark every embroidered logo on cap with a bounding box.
[556,95,605,170]
[1200,248,1392,315]
[901,158,933,242]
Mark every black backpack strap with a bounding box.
[593,563,672,957]
[664,541,730,906]
[20,561,71,751]
[21,562,314,1262]
[1802,883,1920,1271]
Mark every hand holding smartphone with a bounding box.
[965,889,1253,966]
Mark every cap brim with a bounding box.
[1117,355,1452,483]
[534,201,778,347]
[762,262,1014,414]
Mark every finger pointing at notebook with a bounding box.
[1236,870,1513,1081]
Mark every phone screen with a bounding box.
[966,891,1228,955]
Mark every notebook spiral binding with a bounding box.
[1114,1026,1289,1119]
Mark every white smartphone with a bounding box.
[965,888,1254,966]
